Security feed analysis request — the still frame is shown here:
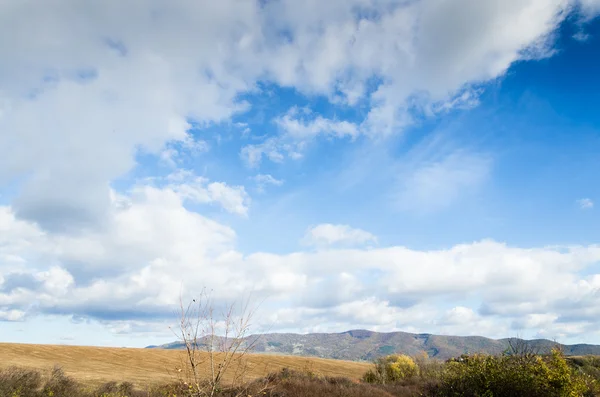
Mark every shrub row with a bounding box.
[0,366,417,397]
[3,350,600,397]
[363,349,600,397]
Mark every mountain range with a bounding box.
[146,330,600,361]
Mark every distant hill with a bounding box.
[147,329,600,361]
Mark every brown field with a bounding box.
[0,343,371,387]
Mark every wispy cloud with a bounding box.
[241,107,360,167]
[397,152,490,212]
[252,174,284,193]
[240,138,287,168]
[573,31,591,42]
[577,198,594,210]
[160,134,209,168]
[393,132,493,213]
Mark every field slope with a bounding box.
[0,343,371,387]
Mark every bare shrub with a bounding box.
[171,289,264,397]
[42,366,80,397]
[95,380,119,394]
[504,336,543,364]
[263,368,421,397]
[0,366,43,397]
[413,351,444,382]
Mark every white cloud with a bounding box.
[236,0,582,165]
[165,170,250,216]
[0,0,592,227]
[160,134,210,168]
[276,107,360,140]
[393,135,492,213]
[302,224,377,247]
[573,31,591,41]
[577,198,594,210]
[0,309,26,322]
[241,107,361,166]
[240,138,287,168]
[261,0,573,133]
[241,110,360,167]
[252,174,284,193]
[2,193,600,341]
[435,306,509,338]
[1,0,600,343]
[579,0,600,18]
[0,0,262,231]
[511,313,559,330]
[203,182,251,216]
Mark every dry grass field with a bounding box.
[0,343,371,388]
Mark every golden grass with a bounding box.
[0,343,371,387]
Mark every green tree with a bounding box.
[435,348,594,397]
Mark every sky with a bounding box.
[2,0,600,348]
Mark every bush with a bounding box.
[432,348,595,397]
[363,354,419,384]
[42,366,81,397]
[4,352,598,397]
[569,356,600,386]
[94,380,139,396]
[413,351,444,382]
[0,366,43,397]
[262,368,421,397]
[0,366,179,397]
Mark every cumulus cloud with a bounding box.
[0,0,261,232]
[0,0,592,227]
[160,134,210,168]
[241,107,360,166]
[577,198,594,210]
[2,0,600,343]
[579,0,600,18]
[302,224,378,248]
[0,309,26,322]
[2,192,600,340]
[164,170,251,216]
[433,306,513,338]
[239,0,581,164]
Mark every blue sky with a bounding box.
[2,0,600,348]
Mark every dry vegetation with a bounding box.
[0,343,371,387]
[2,344,600,396]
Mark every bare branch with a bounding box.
[173,288,263,396]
